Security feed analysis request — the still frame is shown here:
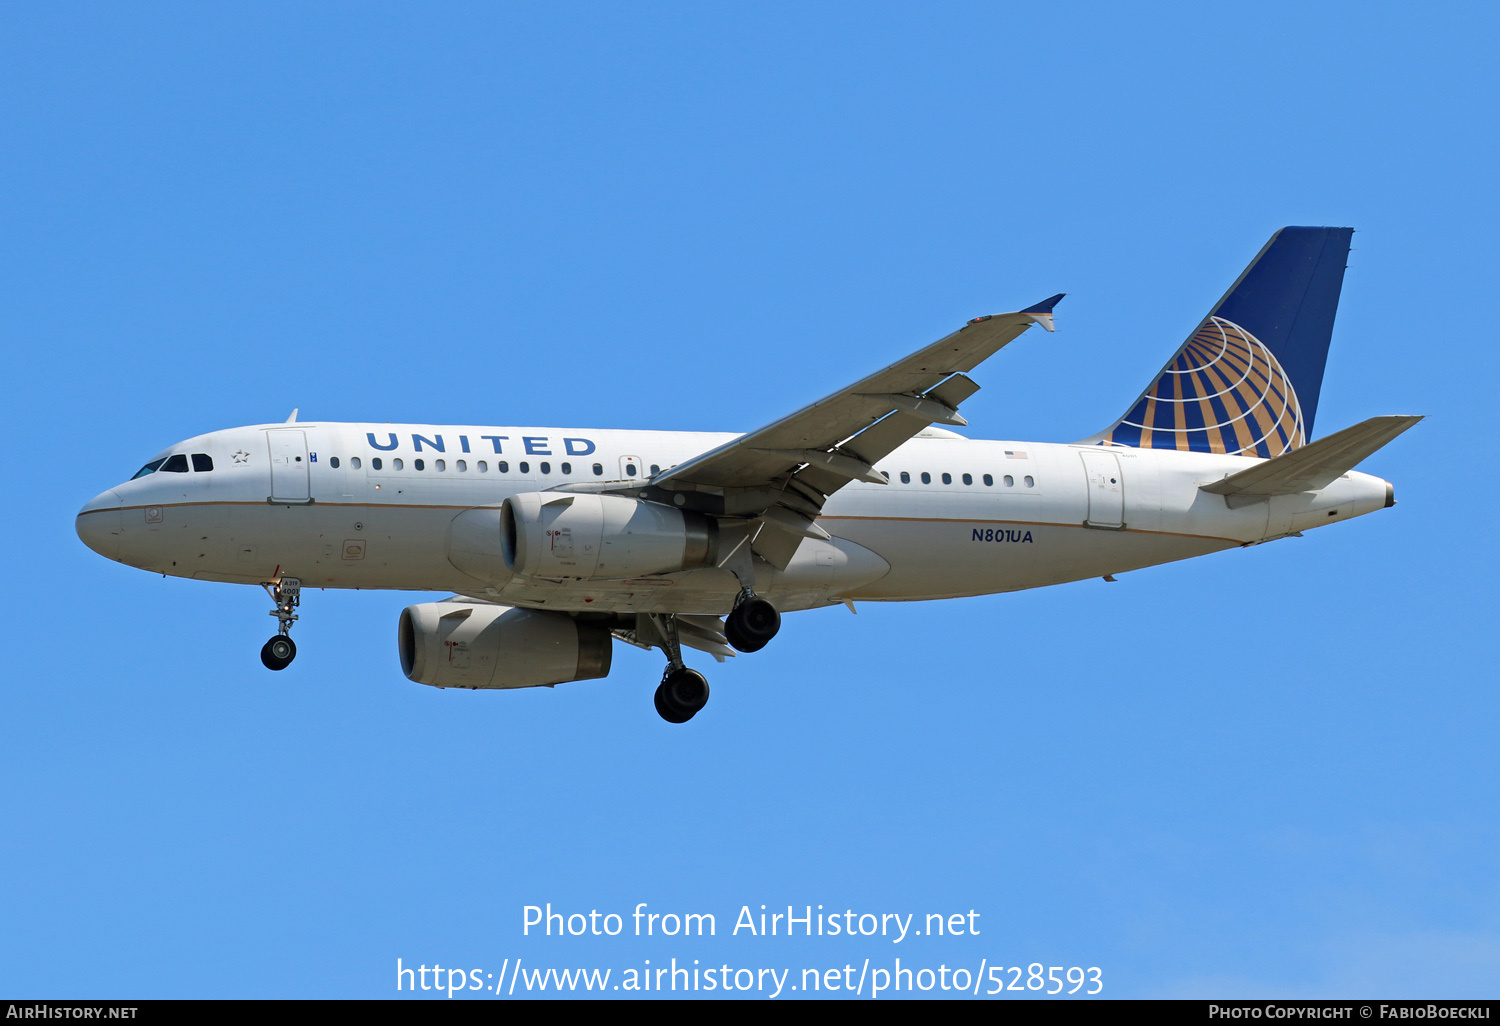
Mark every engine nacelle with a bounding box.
[398,601,612,689]
[498,492,718,580]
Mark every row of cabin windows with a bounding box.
[132,453,214,478]
[315,454,1026,487]
[131,451,1022,488]
[891,470,1035,488]
[325,457,666,477]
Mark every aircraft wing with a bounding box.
[643,295,1062,564]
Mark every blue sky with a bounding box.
[3,2,1497,999]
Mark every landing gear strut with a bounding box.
[648,613,710,723]
[725,589,780,653]
[260,576,301,671]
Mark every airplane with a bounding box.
[76,227,1419,723]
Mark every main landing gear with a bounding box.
[260,576,301,671]
[644,592,781,722]
[724,590,780,653]
[655,666,710,724]
[648,613,710,723]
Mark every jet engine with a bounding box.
[398,601,612,689]
[496,492,719,580]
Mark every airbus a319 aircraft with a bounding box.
[77,227,1418,722]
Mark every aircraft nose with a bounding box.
[76,489,124,560]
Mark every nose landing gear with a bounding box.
[260,576,301,671]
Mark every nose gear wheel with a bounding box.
[261,635,297,671]
[260,576,302,671]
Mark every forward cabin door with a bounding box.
[267,429,313,504]
[1079,449,1124,528]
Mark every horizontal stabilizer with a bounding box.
[1201,415,1422,498]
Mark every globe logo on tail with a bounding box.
[1105,316,1305,457]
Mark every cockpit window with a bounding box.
[131,458,167,480]
[160,454,189,473]
[191,454,213,472]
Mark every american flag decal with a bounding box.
[1004,450,1028,460]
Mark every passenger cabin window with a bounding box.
[328,456,339,469]
[592,463,603,476]
[540,462,551,474]
[392,458,404,470]
[476,461,487,472]
[498,461,509,473]
[561,462,572,475]
[1004,475,1014,486]
[920,472,931,484]
[132,458,166,479]
[519,461,530,474]
[414,459,425,471]
[456,460,466,472]
[192,453,214,472]
[161,454,189,473]
[962,473,972,485]
[625,464,637,477]
[650,464,660,476]
[372,458,383,470]
[900,472,910,483]
[351,457,362,469]
[435,459,446,472]
[1025,475,1035,487]
[983,474,993,486]
[941,472,952,485]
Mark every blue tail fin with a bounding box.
[1091,226,1353,457]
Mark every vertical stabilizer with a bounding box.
[1089,226,1353,456]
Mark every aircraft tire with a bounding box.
[261,635,296,671]
[725,597,780,653]
[655,668,709,723]
[653,683,693,723]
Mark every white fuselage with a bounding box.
[76,421,1393,615]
